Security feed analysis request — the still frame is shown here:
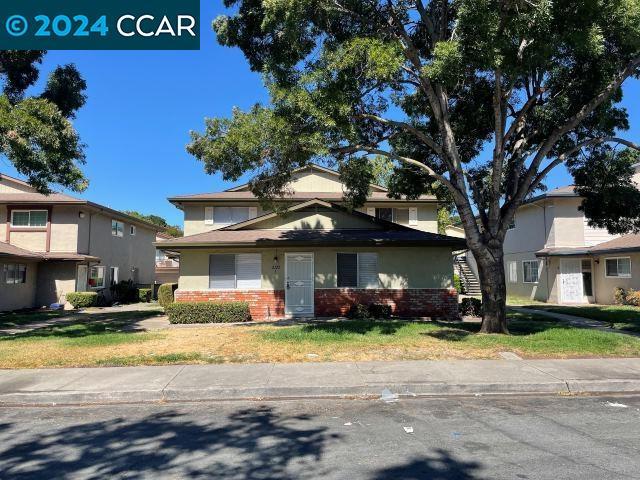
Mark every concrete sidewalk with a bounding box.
[2,358,640,406]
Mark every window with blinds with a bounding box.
[209,253,261,289]
[337,252,379,288]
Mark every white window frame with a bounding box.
[336,252,380,289]
[209,253,262,290]
[211,206,252,227]
[522,260,540,284]
[89,266,106,289]
[130,225,136,236]
[508,261,518,283]
[605,257,632,278]
[3,263,27,284]
[111,220,124,237]
[10,209,48,228]
[110,266,119,285]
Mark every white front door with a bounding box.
[76,265,88,292]
[560,258,584,304]
[285,253,314,316]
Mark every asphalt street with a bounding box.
[1,395,639,479]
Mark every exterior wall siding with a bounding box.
[175,287,458,320]
[0,260,39,311]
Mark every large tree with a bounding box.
[0,51,87,193]
[123,210,184,237]
[188,0,640,333]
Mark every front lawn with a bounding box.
[2,310,640,368]
[520,304,640,333]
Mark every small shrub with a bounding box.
[166,302,251,324]
[66,292,98,309]
[459,297,482,317]
[347,303,370,319]
[138,288,152,303]
[158,283,178,308]
[368,303,392,319]
[453,274,463,294]
[614,287,627,305]
[625,288,640,307]
[110,280,138,304]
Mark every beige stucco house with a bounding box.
[503,162,640,304]
[159,164,465,320]
[1,173,161,311]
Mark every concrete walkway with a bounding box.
[2,358,640,406]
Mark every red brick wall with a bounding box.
[175,290,285,321]
[176,288,459,321]
[314,288,459,319]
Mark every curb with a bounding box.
[3,381,639,407]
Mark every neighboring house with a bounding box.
[504,162,640,304]
[0,173,161,311]
[159,164,465,320]
[155,231,180,284]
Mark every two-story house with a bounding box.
[504,162,640,304]
[0,173,161,311]
[159,164,465,320]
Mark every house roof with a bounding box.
[155,228,467,249]
[0,241,99,262]
[168,190,436,205]
[588,234,640,255]
[0,174,163,232]
[524,185,578,206]
[0,241,42,259]
[156,199,466,249]
[536,234,640,257]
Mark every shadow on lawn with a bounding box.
[0,309,163,341]
[0,407,485,480]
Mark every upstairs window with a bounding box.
[337,253,379,288]
[375,208,393,222]
[4,264,27,284]
[11,210,47,227]
[112,220,124,237]
[205,207,257,226]
[605,257,631,278]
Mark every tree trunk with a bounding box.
[475,246,509,334]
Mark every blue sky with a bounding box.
[1,2,639,227]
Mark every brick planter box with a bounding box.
[314,288,459,319]
[176,288,459,321]
[175,290,285,321]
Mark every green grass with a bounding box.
[261,312,640,357]
[521,304,640,333]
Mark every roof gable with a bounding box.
[224,198,399,231]
[0,174,38,194]
[226,163,387,194]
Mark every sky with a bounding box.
[1,2,639,227]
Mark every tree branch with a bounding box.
[356,114,443,156]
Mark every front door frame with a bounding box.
[76,264,88,292]
[284,252,315,317]
[560,258,585,304]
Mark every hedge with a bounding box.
[165,302,252,324]
[158,283,178,308]
[347,303,393,319]
[66,292,98,309]
[138,288,152,303]
[459,297,482,317]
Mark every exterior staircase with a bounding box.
[454,254,481,296]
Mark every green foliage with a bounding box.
[614,287,628,305]
[0,52,87,193]
[613,287,640,307]
[110,280,139,304]
[166,302,251,324]
[66,292,98,309]
[138,288,152,303]
[453,274,463,294]
[123,211,183,237]
[158,283,178,308]
[460,298,482,317]
[347,303,393,319]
